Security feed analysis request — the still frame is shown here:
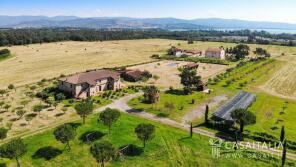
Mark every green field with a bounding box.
[0,113,292,167]
[202,59,296,142]
[128,91,210,121]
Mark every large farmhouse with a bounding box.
[58,70,123,99]
[205,48,225,59]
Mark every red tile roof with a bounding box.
[59,70,120,85]
[206,48,223,53]
[185,50,202,54]
[184,63,199,69]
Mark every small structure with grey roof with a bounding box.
[212,91,256,122]
[58,69,123,99]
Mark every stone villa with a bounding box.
[58,70,123,99]
[205,48,225,59]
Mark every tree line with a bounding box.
[1,28,296,46]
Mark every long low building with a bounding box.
[212,91,256,122]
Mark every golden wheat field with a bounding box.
[0,39,177,88]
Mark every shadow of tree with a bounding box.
[165,89,185,95]
[0,163,6,167]
[65,122,82,130]
[32,146,63,160]
[79,131,105,143]
[119,144,143,156]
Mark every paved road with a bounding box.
[96,93,296,161]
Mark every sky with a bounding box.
[1,0,296,23]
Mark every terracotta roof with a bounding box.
[59,70,120,85]
[125,69,144,79]
[184,63,199,68]
[206,48,223,53]
[185,50,202,54]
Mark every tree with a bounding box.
[180,68,202,94]
[254,48,270,57]
[16,110,26,119]
[90,141,116,167]
[167,46,177,55]
[45,96,55,107]
[25,114,35,125]
[0,127,8,140]
[282,140,287,167]
[231,109,256,134]
[56,93,66,101]
[75,100,94,124]
[53,101,58,109]
[32,104,44,115]
[0,101,4,109]
[99,108,120,134]
[190,122,193,138]
[280,126,285,142]
[53,124,76,150]
[0,90,6,97]
[143,86,160,104]
[232,44,250,60]
[8,84,15,91]
[205,105,209,124]
[0,138,27,167]
[20,100,30,108]
[4,104,11,112]
[135,123,155,148]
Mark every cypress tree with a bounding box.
[205,105,209,124]
[280,126,285,142]
[282,140,287,167]
[190,122,193,138]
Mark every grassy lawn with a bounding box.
[247,92,296,141]
[0,113,293,167]
[128,90,210,121]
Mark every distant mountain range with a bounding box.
[1,15,296,30]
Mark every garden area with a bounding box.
[0,78,140,141]
[128,89,209,121]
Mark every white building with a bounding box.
[205,48,225,59]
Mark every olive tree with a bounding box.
[0,127,8,140]
[75,100,94,124]
[90,140,116,167]
[135,123,155,148]
[143,86,160,104]
[99,108,120,134]
[0,138,27,167]
[231,109,256,134]
[53,124,76,150]
[180,68,202,94]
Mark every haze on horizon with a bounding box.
[1,0,296,24]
